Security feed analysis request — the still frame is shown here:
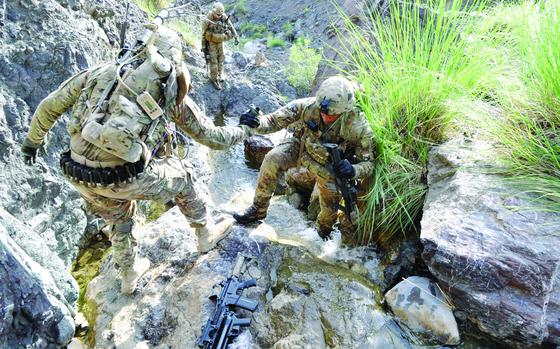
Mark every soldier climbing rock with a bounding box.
[234,76,375,239]
[21,26,254,295]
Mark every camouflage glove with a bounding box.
[334,159,355,179]
[21,138,40,165]
[234,37,240,46]
[239,104,261,129]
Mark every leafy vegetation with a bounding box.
[71,236,111,347]
[267,34,287,48]
[235,0,249,15]
[132,0,172,17]
[488,1,560,214]
[239,22,268,39]
[285,38,322,95]
[165,20,197,47]
[337,0,497,243]
[337,0,560,244]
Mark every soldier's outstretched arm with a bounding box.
[171,96,254,150]
[252,99,308,134]
[25,70,88,146]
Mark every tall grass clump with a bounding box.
[286,38,322,95]
[337,0,495,243]
[492,1,560,213]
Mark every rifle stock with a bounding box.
[197,255,258,349]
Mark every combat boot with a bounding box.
[233,205,267,224]
[196,216,235,253]
[120,257,150,295]
[212,79,222,90]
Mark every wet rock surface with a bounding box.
[421,138,560,348]
[86,207,420,349]
[244,135,274,166]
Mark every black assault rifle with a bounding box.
[197,255,258,349]
[324,143,359,224]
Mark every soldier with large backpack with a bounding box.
[20,26,254,295]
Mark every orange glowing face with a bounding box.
[320,111,339,124]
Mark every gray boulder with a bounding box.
[385,276,460,345]
[85,207,422,349]
[421,138,560,348]
[244,135,274,166]
[0,226,75,349]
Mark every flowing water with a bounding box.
[202,115,502,349]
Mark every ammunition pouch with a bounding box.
[60,151,144,186]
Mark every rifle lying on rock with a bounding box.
[324,143,359,224]
[197,255,258,349]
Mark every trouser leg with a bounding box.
[315,177,341,235]
[253,139,300,211]
[109,220,136,270]
[208,43,220,83]
[217,44,225,81]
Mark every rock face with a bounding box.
[244,135,274,166]
[0,0,145,347]
[86,207,422,349]
[385,276,460,345]
[0,225,75,348]
[421,138,560,348]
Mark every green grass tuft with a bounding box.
[286,38,322,95]
[267,34,287,48]
[239,22,268,39]
[337,0,496,243]
[488,1,560,214]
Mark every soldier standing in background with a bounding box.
[21,27,254,295]
[234,76,376,239]
[201,1,239,90]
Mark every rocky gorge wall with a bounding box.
[0,0,559,348]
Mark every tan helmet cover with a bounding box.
[212,2,225,15]
[151,26,183,74]
[315,76,357,115]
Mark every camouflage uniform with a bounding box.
[23,28,252,273]
[252,97,374,233]
[201,2,238,89]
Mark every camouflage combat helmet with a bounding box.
[212,2,225,16]
[151,26,183,71]
[315,76,357,115]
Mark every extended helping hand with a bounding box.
[239,105,261,129]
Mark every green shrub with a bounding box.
[337,0,495,243]
[165,20,197,47]
[132,0,172,17]
[267,34,287,48]
[236,0,248,15]
[285,38,322,94]
[282,22,294,37]
[239,22,268,39]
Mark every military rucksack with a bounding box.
[79,27,184,163]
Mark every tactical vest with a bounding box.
[74,44,178,164]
